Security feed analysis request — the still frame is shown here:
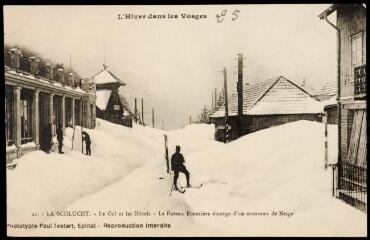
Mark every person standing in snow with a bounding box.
[82,131,91,156]
[171,145,191,190]
[41,123,52,154]
[56,124,64,154]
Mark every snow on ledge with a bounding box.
[6,144,17,152]
[21,141,37,149]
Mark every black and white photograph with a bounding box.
[4,4,367,237]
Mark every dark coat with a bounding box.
[171,152,185,171]
[42,126,52,150]
[56,127,63,142]
[82,132,91,144]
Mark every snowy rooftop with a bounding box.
[92,68,126,86]
[317,81,336,96]
[5,70,86,94]
[211,76,323,118]
[95,89,112,110]
[321,95,337,108]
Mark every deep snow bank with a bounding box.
[7,120,366,237]
[7,119,165,226]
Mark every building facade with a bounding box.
[210,76,323,142]
[320,4,367,211]
[5,47,96,162]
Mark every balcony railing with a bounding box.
[354,64,366,100]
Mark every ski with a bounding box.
[170,185,185,196]
[184,183,203,189]
[176,188,186,193]
[164,134,170,174]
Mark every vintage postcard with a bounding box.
[4,4,367,237]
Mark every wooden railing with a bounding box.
[354,65,366,100]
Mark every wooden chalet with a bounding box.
[93,66,132,127]
[319,4,367,211]
[210,76,323,142]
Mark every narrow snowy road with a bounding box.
[7,119,367,237]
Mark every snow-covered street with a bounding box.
[7,119,367,237]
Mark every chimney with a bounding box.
[45,63,54,80]
[8,48,22,69]
[68,72,75,87]
[28,56,40,75]
[55,65,65,84]
[237,54,244,118]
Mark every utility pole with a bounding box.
[134,98,137,123]
[212,91,214,112]
[141,98,144,125]
[237,53,244,137]
[214,88,217,111]
[223,68,229,143]
[152,108,155,128]
[189,115,192,124]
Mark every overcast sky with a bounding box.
[4,4,337,130]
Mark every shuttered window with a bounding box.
[347,109,367,168]
[352,32,363,68]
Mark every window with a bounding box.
[5,88,14,146]
[20,90,33,144]
[352,32,363,69]
[90,104,94,125]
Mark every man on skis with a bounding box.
[171,145,191,190]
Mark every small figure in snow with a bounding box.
[41,123,52,154]
[82,131,91,156]
[171,145,191,190]
[56,124,64,154]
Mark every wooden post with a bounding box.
[223,68,229,143]
[141,98,144,125]
[61,95,65,134]
[71,98,75,127]
[152,108,154,128]
[324,112,328,169]
[134,98,137,123]
[81,97,84,154]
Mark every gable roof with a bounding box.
[92,68,126,86]
[211,76,322,118]
[95,89,112,110]
[316,81,336,96]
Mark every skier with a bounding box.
[82,131,91,156]
[56,124,64,154]
[171,145,191,190]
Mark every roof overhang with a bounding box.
[319,4,366,19]
[319,4,337,19]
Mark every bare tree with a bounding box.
[198,106,212,123]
